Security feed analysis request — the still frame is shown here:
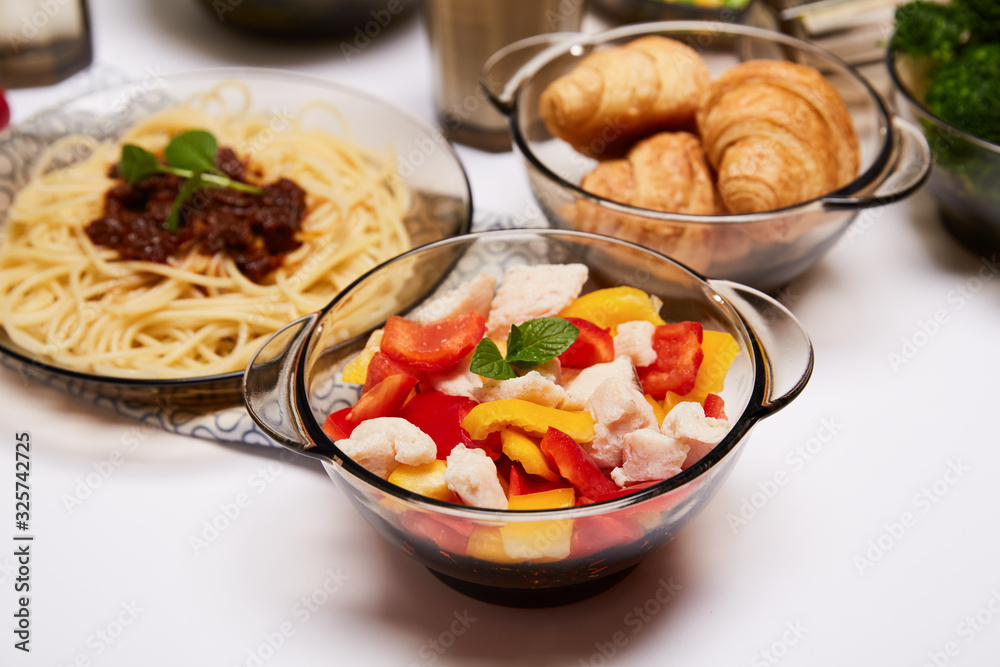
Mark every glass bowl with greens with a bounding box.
[888,0,1000,251]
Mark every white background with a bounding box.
[2,1,1000,666]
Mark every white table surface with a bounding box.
[3,2,1000,666]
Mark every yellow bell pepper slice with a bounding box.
[378,496,410,516]
[387,460,456,503]
[501,430,560,481]
[500,519,574,560]
[462,399,594,443]
[501,487,575,560]
[559,286,666,335]
[466,526,525,563]
[341,329,383,384]
[507,487,575,509]
[695,330,740,396]
[663,330,740,410]
[662,392,686,414]
[644,393,667,427]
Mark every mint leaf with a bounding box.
[200,173,263,193]
[469,317,579,379]
[117,131,262,235]
[505,317,578,369]
[120,144,161,185]
[167,173,208,233]
[504,322,527,363]
[469,338,517,380]
[164,130,219,174]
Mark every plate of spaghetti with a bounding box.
[0,69,471,404]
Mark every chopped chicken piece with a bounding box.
[486,263,588,338]
[562,356,640,411]
[411,272,497,323]
[614,320,657,368]
[533,357,563,385]
[610,429,689,487]
[445,444,508,510]
[475,370,567,408]
[585,377,658,468]
[661,402,731,469]
[650,294,664,316]
[337,417,436,479]
[422,355,482,399]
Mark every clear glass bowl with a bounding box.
[482,22,932,291]
[888,51,1000,253]
[592,0,756,23]
[244,229,813,606]
[0,68,471,405]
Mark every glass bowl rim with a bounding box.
[0,66,474,391]
[592,0,757,20]
[885,49,1000,156]
[506,20,895,225]
[294,228,774,521]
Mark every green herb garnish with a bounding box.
[118,130,263,233]
[470,317,578,380]
[469,338,518,380]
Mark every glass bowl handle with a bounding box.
[821,114,931,210]
[243,312,331,461]
[708,279,814,419]
[480,32,581,115]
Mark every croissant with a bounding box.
[539,36,711,157]
[572,132,720,271]
[696,60,860,215]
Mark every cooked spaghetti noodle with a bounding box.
[0,84,412,378]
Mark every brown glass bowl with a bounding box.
[0,68,471,406]
[888,51,1000,253]
[244,229,814,606]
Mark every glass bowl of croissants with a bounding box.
[483,22,933,290]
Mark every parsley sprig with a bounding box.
[470,317,578,380]
[118,130,262,233]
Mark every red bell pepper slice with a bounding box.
[363,352,416,393]
[322,407,356,440]
[587,479,662,503]
[494,455,512,483]
[346,372,418,424]
[637,321,704,398]
[508,464,530,496]
[380,311,486,373]
[400,512,471,555]
[538,427,618,499]
[557,317,614,369]
[704,393,727,420]
[508,463,570,496]
[570,515,645,559]
[457,399,500,460]
[397,391,479,459]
